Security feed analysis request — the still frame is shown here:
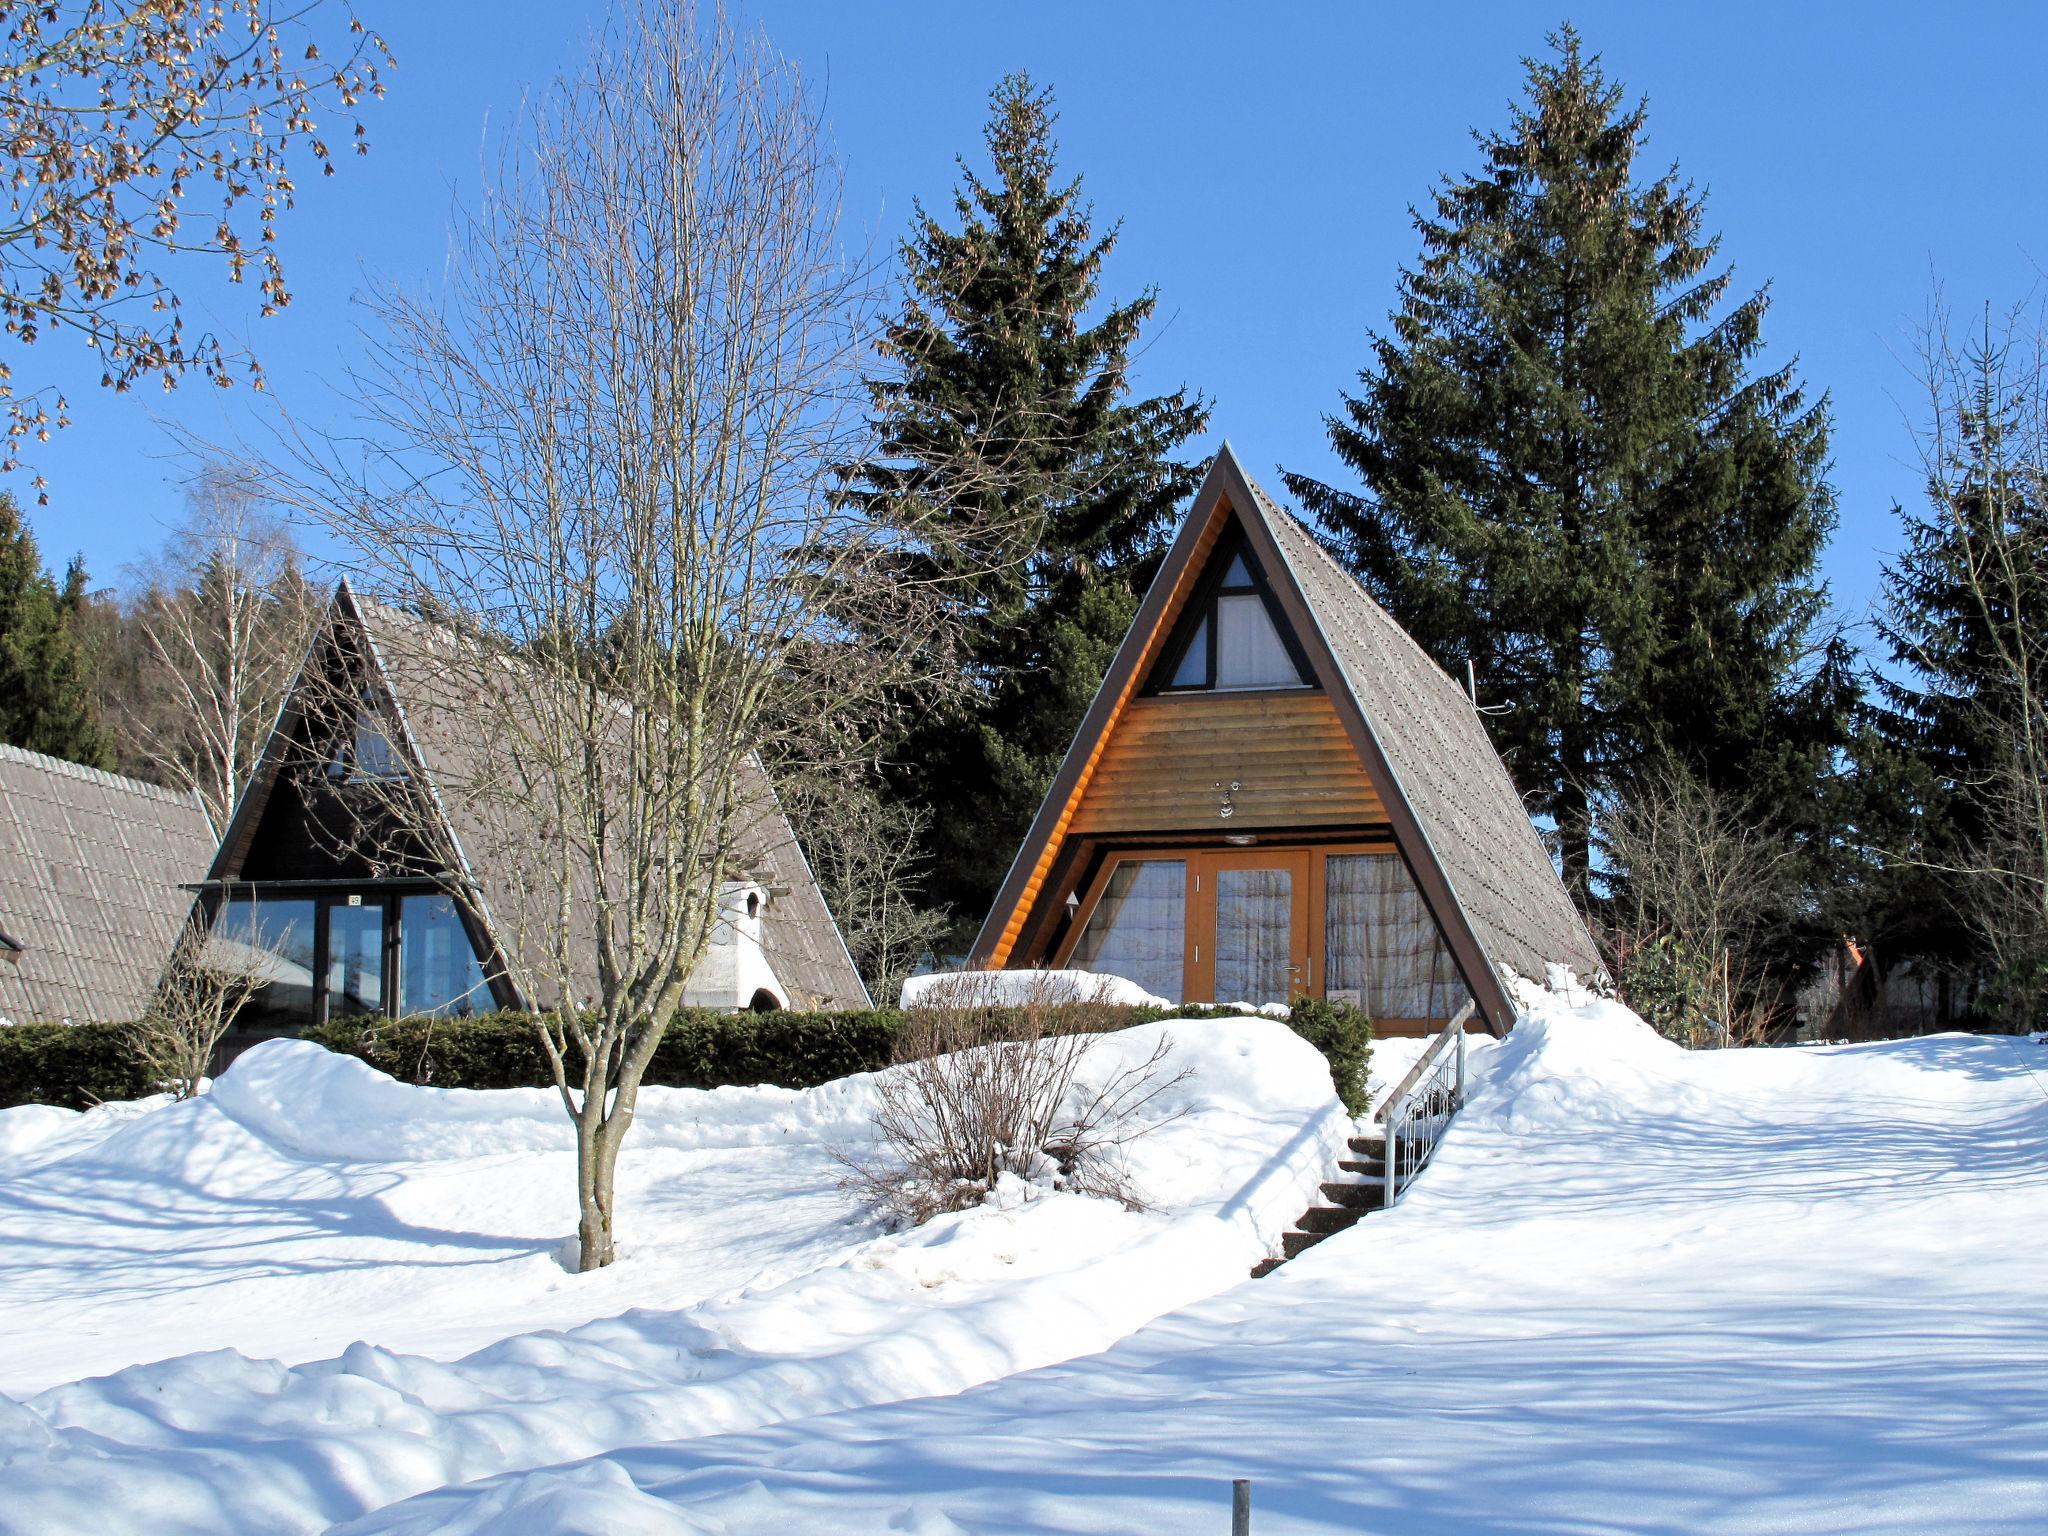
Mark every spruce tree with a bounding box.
[0,495,113,768]
[844,73,1209,938]
[1286,28,1849,907]
[1869,318,2048,1019]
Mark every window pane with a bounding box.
[326,902,384,1018]
[208,898,317,1031]
[1215,594,1299,688]
[1220,553,1253,588]
[1324,854,1471,1020]
[353,707,404,779]
[1071,860,1185,1001]
[1215,867,1293,1006]
[1171,617,1210,687]
[400,894,491,1016]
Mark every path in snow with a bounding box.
[344,993,2048,1536]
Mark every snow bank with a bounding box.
[899,968,1171,1009]
[340,988,2048,1536]
[0,1016,1345,1535]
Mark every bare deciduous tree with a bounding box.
[1594,755,1800,1043]
[239,2,989,1270]
[781,773,949,1004]
[134,907,295,1098]
[839,973,1189,1227]
[120,465,319,826]
[0,1,391,491]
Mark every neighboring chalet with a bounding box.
[971,444,1600,1036]
[188,583,870,1036]
[0,744,217,1025]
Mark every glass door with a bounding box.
[324,899,386,1020]
[1195,850,1310,1006]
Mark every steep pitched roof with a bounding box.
[971,444,1600,1031]
[210,585,870,1012]
[0,744,217,1024]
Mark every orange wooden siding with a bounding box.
[1066,691,1383,834]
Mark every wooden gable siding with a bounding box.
[1066,691,1382,834]
[987,508,1233,964]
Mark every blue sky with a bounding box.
[16,1,2047,634]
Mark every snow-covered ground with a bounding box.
[0,1016,1346,1534]
[7,993,2048,1535]
[349,994,2048,1534]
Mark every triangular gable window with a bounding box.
[1148,530,1313,693]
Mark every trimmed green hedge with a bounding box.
[1,999,1373,1117]
[306,1008,908,1094]
[308,999,1374,1115]
[0,1022,156,1111]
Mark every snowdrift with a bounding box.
[0,1016,1347,1535]
[345,988,2048,1536]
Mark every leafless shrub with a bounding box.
[1595,755,1799,1044]
[133,912,295,1098]
[840,973,1190,1227]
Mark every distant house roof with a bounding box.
[972,444,1601,1031]
[207,584,872,1013]
[0,743,217,1024]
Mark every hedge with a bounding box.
[0,1022,157,1111]
[2,999,1373,1117]
[308,999,1374,1115]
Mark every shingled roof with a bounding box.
[971,444,1601,1032]
[0,744,217,1024]
[209,585,871,1012]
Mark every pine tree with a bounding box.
[0,495,112,768]
[843,73,1209,937]
[1286,27,1849,909]
[1869,312,2048,1021]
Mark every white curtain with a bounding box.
[1071,860,1185,1000]
[1324,853,1469,1020]
[1214,594,1297,688]
[1214,866,1292,1005]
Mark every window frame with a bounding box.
[1144,530,1316,695]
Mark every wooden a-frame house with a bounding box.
[970,444,1599,1035]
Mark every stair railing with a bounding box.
[1376,1000,1474,1209]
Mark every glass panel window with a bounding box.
[325,901,384,1018]
[1214,593,1299,689]
[400,894,491,1016]
[1220,553,1253,588]
[1171,617,1210,687]
[1070,860,1185,1001]
[1214,866,1293,1005]
[207,897,317,1031]
[1324,854,1471,1020]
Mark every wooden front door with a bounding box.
[1191,849,1310,1006]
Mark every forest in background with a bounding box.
[0,17,2039,1040]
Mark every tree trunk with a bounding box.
[575,1110,622,1271]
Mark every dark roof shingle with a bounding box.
[0,744,216,1024]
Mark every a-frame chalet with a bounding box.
[192,583,869,1040]
[970,444,1599,1035]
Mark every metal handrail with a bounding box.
[1378,1000,1473,1209]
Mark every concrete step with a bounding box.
[1295,1205,1362,1236]
[1281,1228,1331,1259]
[1249,1256,1287,1279]
[1337,1156,1388,1177]
[1348,1135,1387,1157]
[1320,1180,1387,1209]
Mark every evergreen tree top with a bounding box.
[846,71,1207,588]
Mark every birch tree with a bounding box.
[249,1,978,1269]
[121,466,318,825]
